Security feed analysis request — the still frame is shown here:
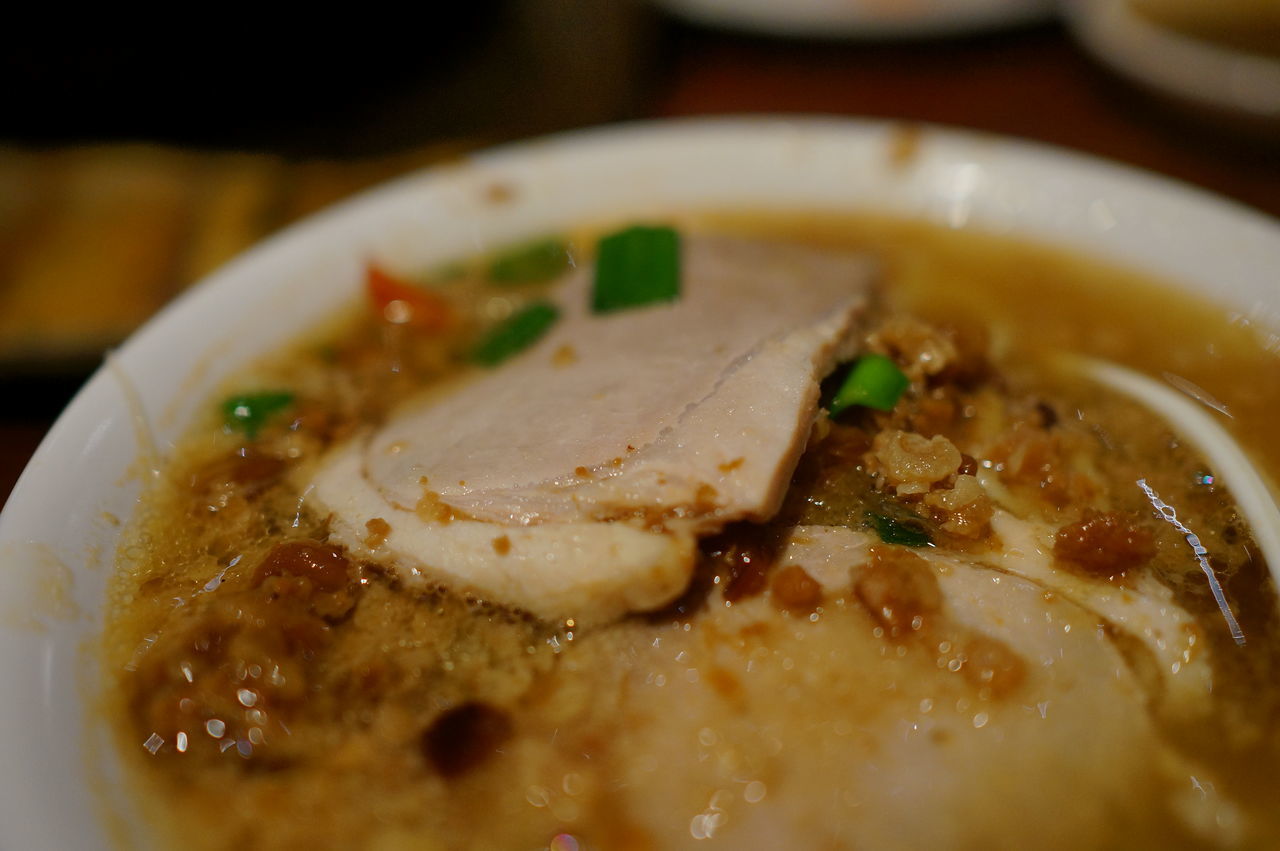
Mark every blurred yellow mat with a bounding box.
[0,142,470,369]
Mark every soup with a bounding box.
[102,213,1280,849]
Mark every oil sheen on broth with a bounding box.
[102,213,1280,850]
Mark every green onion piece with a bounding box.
[592,225,680,314]
[488,237,571,284]
[828,354,910,415]
[865,511,933,548]
[221,391,295,438]
[469,301,560,367]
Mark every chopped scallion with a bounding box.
[865,511,933,548]
[469,301,560,367]
[488,237,571,284]
[221,391,295,438]
[591,225,680,314]
[828,354,909,415]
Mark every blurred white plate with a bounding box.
[2,117,1279,849]
[1064,0,1280,123]
[654,0,1056,38]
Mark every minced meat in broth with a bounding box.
[103,214,1280,849]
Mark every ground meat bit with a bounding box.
[989,420,1099,513]
[253,541,352,593]
[421,702,514,778]
[185,450,288,522]
[721,545,772,602]
[867,430,963,496]
[854,546,944,637]
[190,450,288,493]
[364,518,392,549]
[705,666,744,702]
[868,316,959,381]
[702,525,783,604]
[923,474,994,539]
[718,457,745,473]
[126,587,333,763]
[415,489,457,525]
[1054,510,1157,578]
[1033,400,1058,429]
[960,633,1027,699]
[771,565,823,613]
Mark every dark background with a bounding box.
[2,0,1278,506]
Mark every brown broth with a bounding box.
[103,214,1280,849]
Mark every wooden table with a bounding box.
[652,23,1280,215]
[2,16,1276,510]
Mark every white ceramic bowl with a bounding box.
[1064,0,1280,125]
[2,118,1279,850]
[654,0,1055,38]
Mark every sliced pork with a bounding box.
[778,522,1213,719]
[312,235,876,623]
